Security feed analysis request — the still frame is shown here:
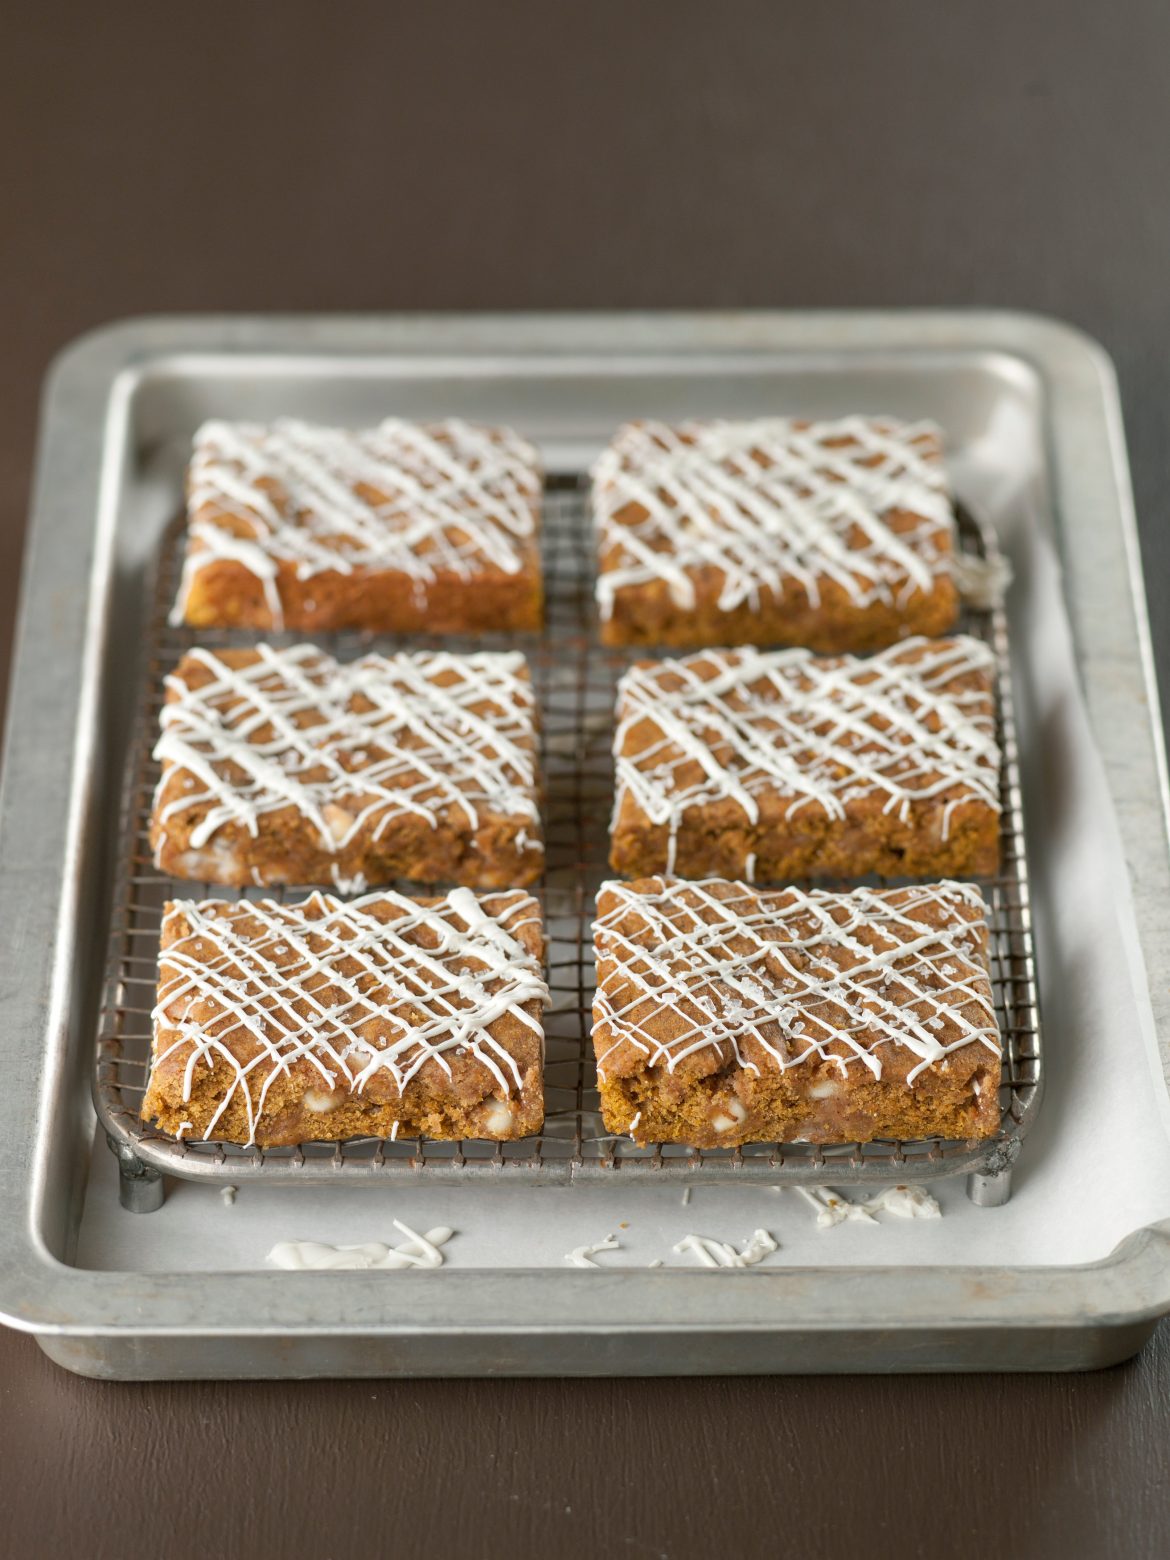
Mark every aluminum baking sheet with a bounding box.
[1,311,1168,1378]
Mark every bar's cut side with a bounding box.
[151,644,544,890]
[173,417,543,632]
[141,889,549,1146]
[610,636,1000,881]
[592,876,1001,1146]
[594,416,957,650]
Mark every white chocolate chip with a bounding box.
[323,803,354,843]
[808,1080,840,1100]
[482,1099,515,1134]
[345,1040,378,1072]
[173,846,248,881]
[303,1089,342,1113]
[711,1098,748,1132]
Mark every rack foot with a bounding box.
[109,1138,165,1213]
[966,1166,1013,1207]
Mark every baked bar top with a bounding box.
[594,415,953,618]
[613,636,999,867]
[152,643,541,861]
[593,876,999,1086]
[149,889,548,1142]
[176,416,541,619]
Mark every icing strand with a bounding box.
[267,1223,455,1270]
[672,1230,778,1268]
[150,889,550,1142]
[593,877,999,1085]
[594,416,953,618]
[613,636,999,870]
[797,1185,942,1227]
[152,643,541,863]
[564,1234,621,1268]
[175,417,541,626]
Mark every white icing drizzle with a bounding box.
[593,877,999,1086]
[795,1186,877,1226]
[797,1184,942,1227]
[672,1229,778,1268]
[594,416,952,619]
[152,644,541,866]
[614,636,999,873]
[175,418,541,627]
[150,888,549,1142]
[267,1221,454,1270]
[330,868,369,895]
[565,1234,621,1268]
[952,549,1013,611]
[867,1184,942,1220]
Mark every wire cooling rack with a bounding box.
[94,477,1041,1206]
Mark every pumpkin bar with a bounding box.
[592,876,1001,1147]
[142,888,549,1146]
[173,417,543,633]
[594,416,957,650]
[610,636,1000,882]
[151,644,543,892]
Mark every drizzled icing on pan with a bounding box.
[613,636,999,873]
[593,877,999,1085]
[174,418,541,628]
[150,889,549,1142]
[152,644,541,861]
[593,416,953,619]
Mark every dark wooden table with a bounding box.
[2,5,1169,1556]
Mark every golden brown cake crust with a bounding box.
[141,889,548,1146]
[151,644,544,892]
[594,416,957,651]
[610,636,1000,882]
[598,569,957,653]
[176,418,543,633]
[592,876,1002,1147]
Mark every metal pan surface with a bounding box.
[0,311,1166,1378]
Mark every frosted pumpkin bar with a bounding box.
[591,876,1001,1147]
[150,644,543,891]
[173,417,543,633]
[593,416,957,650]
[609,635,1000,882]
[141,888,548,1146]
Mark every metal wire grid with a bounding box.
[94,479,1041,1186]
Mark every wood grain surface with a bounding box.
[1,3,1168,1557]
